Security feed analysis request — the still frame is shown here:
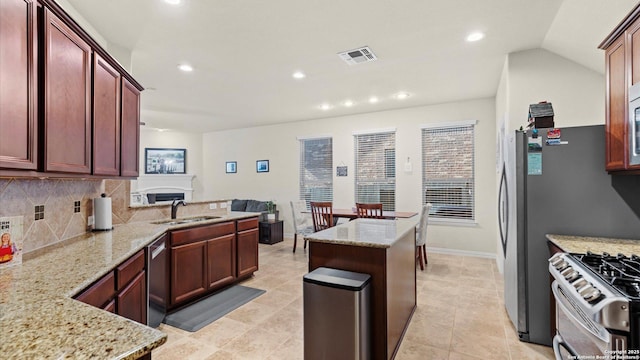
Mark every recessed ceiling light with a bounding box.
[369,96,379,104]
[320,103,332,111]
[292,71,306,79]
[344,100,355,107]
[164,0,181,5]
[395,92,410,100]
[178,64,193,72]
[466,32,485,42]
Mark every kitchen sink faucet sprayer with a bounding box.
[171,199,187,219]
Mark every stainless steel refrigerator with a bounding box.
[498,125,640,346]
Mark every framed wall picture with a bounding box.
[256,160,269,173]
[145,148,186,174]
[226,161,237,173]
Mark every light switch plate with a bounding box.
[209,203,217,209]
[88,216,95,226]
[220,202,227,209]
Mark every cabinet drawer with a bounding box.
[237,217,258,232]
[116,249,145,290]
[171,221,235,246]
[75,271,116,308]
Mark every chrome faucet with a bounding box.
[171,199,187,219]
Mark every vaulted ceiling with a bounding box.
[65,0,639,132]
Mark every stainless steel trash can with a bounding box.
[303,267,371,360]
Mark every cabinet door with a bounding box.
[628,16,640,86]
[627,17,640,171]
[0,0,38,170]
[237,228,258,278]
[121,78,140,177]
[43,8,91,174]
[171,241,207,305]
[93,54,120,176]
[207,233,236,290]
[605,36,627,171]
[117,270,147,325]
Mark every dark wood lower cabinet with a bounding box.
[75,249,147,325]
[168,218,259,310]
[208,234,236,289]
[171,241,208,305]
[117,271,146,324]
[237,228,259,278]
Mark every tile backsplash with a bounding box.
[0,178,103,253]
[0,178,227,255]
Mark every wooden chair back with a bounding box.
[356,203,384,219]
[310,201,334,232]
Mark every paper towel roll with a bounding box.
[94,195,113,231]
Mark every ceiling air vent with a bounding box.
[338,46,377,65]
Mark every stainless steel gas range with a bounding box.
[549,252,640,359]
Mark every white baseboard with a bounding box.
[426,246,496,260]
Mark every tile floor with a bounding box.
[152,239,555,359]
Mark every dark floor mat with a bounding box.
[163,285,265,332]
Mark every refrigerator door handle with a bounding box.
[498,163,509,258]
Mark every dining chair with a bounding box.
[356,203,384,219]
[416,203,432,271]
[310,201,334,232]
[290,200,315,253]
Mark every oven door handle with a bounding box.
[551,281,608,343]
[553,334,578,360]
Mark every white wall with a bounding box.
[203,98,498,256]
[139,129,205,201]
[506,48,605,132]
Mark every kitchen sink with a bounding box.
[152,215,221,225]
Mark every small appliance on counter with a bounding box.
[93,194,113,231]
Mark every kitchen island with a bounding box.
[0,211,259,359]
[305,218,418,360]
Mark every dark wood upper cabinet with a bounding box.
[0,0,38,170]
[0,0,143,178]
[605,36,627,171]
[43,8,91,174]
[600,5,640,173]
[93,54,121,176]
[121,78,140,177]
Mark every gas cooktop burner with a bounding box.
[573,251,640,299]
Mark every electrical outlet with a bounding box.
[209,203,217,210]
[220,202,227,209]
[88,215,95,226]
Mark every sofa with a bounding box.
[231,199,277,220]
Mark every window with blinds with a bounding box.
[299,137,333,207]
[422,123,475,221]
[354,131,396,211]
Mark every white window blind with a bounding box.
[422,124,475,220]
[299,138,333,207]
[354,132,396,211]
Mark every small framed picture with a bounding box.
[256,160,269,173]
[226,161,237,174]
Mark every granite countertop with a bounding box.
[0,211,260,359]
[547,234,640,256]
[304,218,419,248]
